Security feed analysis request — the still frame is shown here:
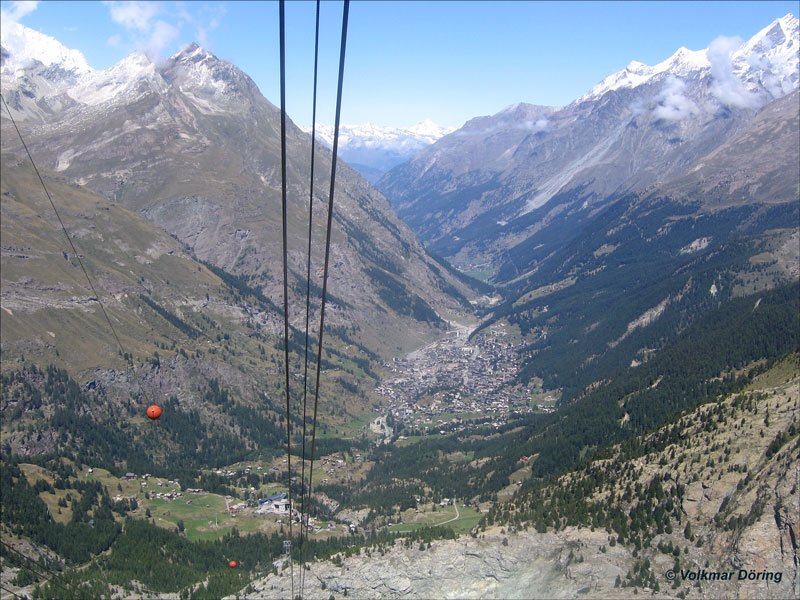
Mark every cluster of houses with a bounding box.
[115,472,203,503]
[112,494,137,503]
[319,453,359,483]
[152,490,183,501]
[375,327,534,428]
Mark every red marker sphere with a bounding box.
[146,405,162,420]
[229,560,238,569]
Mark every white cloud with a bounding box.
[102,1,178,59]
[1,0,39,40]
[629,97,647,116]
[653,76,699,121]
[146,19,179,56]
[100,1,225,60]
[103,0,159,32]
[707,35,762,109]
[5,0,39,21]
[195,13,221,47]
[176,3,226,48]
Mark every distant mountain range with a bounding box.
[303,120,454,182]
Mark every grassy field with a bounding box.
[460,266,495,283]
[395,434,427,447]
[20,450,488,548]
[388,504,483,535]
[19,463,76,524]
[320,409,377,439]
[145,493,266,542]
[746,352,799,390]
[80,466,155,496]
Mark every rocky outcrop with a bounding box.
[243,527,635,599]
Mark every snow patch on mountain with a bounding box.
[67,53,162,106]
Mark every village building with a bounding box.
[257,492,291,515]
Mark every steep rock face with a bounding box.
[377,14,799,274]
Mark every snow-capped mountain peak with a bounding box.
[168,44,229,92]
[734,13,799,98]
[0,21,92,77]
[161,42,260,114]
[407,118,453,141]
[578,46,709,103]
[663,46,710,72]
[740,12,798,56]
[578,13,798,105]
[67,52,162,107]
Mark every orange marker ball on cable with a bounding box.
[229,560,238,569]
[146,405,162,420]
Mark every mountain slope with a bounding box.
[378,14,799,275]
[241,355,799,599]
[0,158,294,468]
[1,36,480,388]
[377,14,799,408]
[659,88,800,205]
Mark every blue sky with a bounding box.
[1,1,797,128]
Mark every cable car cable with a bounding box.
[299,3,322,590]
[0,583,25,599]
[303,5,350,597]
[1,93,126,360]
[0,93,173,426]
[277,2,296,598]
